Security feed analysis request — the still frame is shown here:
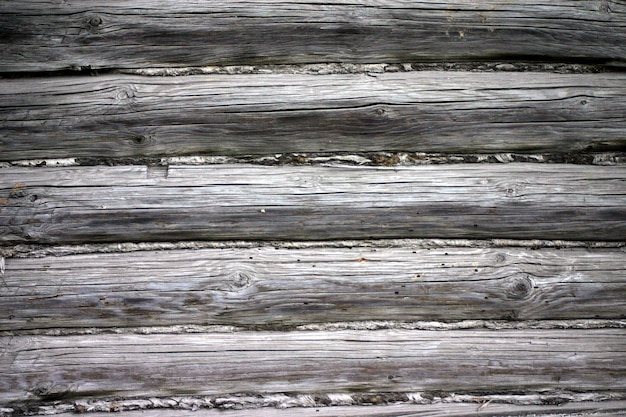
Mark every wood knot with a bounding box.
[84,14,103,32]
[128,134,153,148]
[114,85,137,103]
[219,271,253,294]
[88,15,103,27]
[505,276,534,300]
[31,381,76,401]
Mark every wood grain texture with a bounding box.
[1,72,625,160]
[1,329,624,404]
[1,247,624,331]
[0,0,625,72]
[1,164,625,243]
[48,401,626,417]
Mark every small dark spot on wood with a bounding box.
[580,99,587,105]
[29,195,38,202]
[394,291,399,295]
[131,135,147,145]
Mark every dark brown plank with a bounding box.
[1,72,625,160]
[1,164,625,243]
[1,246,624,331]
[1,329,624,404]
[0,0,625,72]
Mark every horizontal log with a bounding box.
[0,1,625,72]
[1,329,624,403]
[1,164,625,243]
[1,72,625,160]
[48,401,626,417]
[1,246,624,331]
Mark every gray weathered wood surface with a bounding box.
[1,247,624,331]
[2,72,625,160]
[1,329,624,404]
[48,401,626,417]
[1,164,624,243]
[0,0,625,72]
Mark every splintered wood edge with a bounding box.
[4,395,626,417]
[2,239,625,259]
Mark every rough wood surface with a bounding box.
[1,164,625,243]
[1,329,624,404]
[1,72,626,160]
[45,401,626,417]
[0,0,625,72]
[1,247,624,331]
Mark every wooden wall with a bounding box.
[1,1,625,416]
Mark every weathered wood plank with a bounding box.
[1,72,625,160]
[1,329,624,404]
[0,0,625,72]
[1,164,624,243]
[46,401,626,417]
[1,247,624,331]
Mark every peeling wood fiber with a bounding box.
[1,164,625,243]
[1,72,625,160]
[41,400,626,417]
[0,0,625,72]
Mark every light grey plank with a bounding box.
[0,164,625,243]
[1,72,625,160]
[0,0,624,72]
[1,329,624,404]
[47,401,626,417]
[1,246,624,331]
